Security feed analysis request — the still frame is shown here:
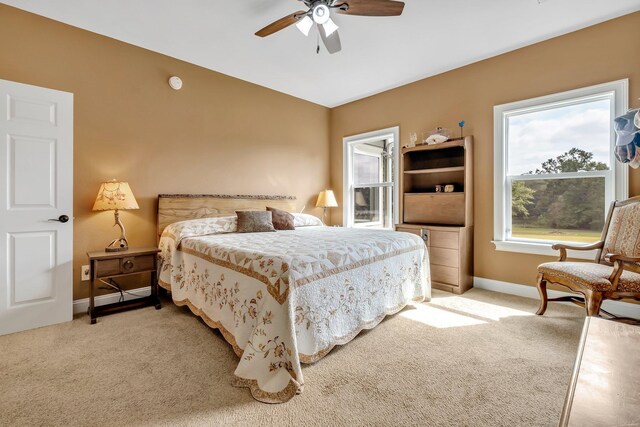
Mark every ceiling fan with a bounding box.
[255,0,405,54]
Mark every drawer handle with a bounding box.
[123,260,134,271]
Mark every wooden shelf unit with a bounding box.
[397,136,473,294]
[404,166,465,175]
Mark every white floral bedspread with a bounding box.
[158,219,430,403]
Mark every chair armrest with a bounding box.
[552,241,604,261]
[604,253,640,263]
[605,253,640,290]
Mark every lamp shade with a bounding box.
[92,181,139,211]
[316,190,338,208]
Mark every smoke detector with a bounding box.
[168,76,183,90]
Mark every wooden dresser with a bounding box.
[397,136,473,294]
[396,224,473,294]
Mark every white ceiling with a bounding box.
[2,0,639,107]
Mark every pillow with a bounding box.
[292,212,324,227]
[236,211,276,233]
[161,216,237,245]
[266,207,295,230]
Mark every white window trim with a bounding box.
[343,126,400,229]
[352,147,386,228]
[493,79,629,259]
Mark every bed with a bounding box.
[157,194,430,403]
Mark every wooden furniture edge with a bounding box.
[158,194,296,200]
[558,316,591,427]
[87,247,160,260]
[157,194,298,237]
[558,317,590,427]
[401,137,468,153]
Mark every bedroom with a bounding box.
[0,0,639,425]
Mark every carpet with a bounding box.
[0,289,584,426]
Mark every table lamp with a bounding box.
[92,180,139,252]
[316,189,338,223]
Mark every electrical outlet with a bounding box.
[81,265,91,281]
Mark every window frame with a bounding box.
[352,146,385,228]
[493,80,629,259]
[343,127,400,229]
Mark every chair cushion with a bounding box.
[600,202,640,273]
[538,262,640,292]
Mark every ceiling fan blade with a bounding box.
[319,25,342,54]
[255,10,307,37]
[337,0,405,16]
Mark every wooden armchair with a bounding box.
[536,196,640,318]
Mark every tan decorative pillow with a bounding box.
[236,211,276,233]
[266,207,295,230]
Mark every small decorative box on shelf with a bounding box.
[86,247,161,324]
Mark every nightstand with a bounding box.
[87,247,161,324]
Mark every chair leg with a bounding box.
[585,291,604,317]
[536,274,548,315]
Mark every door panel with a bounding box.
[0,79,73,336]
[8,95,57,125]
[10,232,55,304]
[9,135,56,208]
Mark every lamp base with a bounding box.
[105,237,129,252]
[105,210,130,252]
[105,246,128,252]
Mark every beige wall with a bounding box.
[2,5,639,300]
[0,5,330,299]
[330,12,640,288]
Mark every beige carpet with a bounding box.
[0,289,584,427]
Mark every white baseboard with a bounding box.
[73,286,152,315]
[473,277,640,319]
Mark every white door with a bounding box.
[0,79,73,336]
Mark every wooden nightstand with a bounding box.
[87,247,161,324]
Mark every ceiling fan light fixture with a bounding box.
[312,4,331,25]
[254,0,405,55]
[322,17,339,37]
[295,15,314,36]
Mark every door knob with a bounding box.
[48,215,70,223]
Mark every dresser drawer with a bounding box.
[431,265,459,287]
[94,254,156,278]
[95,259,121,278]
[396,226,428,244]
[121,255,155,274]
[429,230,459,249]
[429,247,459,268]
[396,226,422,237]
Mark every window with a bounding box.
[343,127,399,229]
[493,80,628,258]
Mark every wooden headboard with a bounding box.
[157,194,297,237]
